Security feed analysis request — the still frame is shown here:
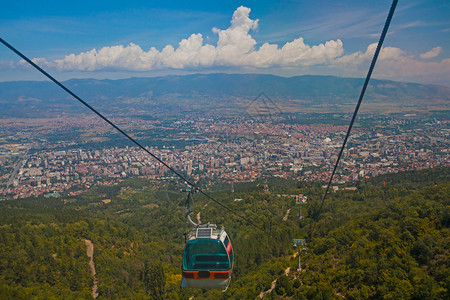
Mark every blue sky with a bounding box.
[1,0,449,85]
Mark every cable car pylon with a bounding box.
[182,188,198,227]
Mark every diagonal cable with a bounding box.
[309,0,398,239]
[0,37,263,231]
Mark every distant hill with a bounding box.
[0,74,448,117]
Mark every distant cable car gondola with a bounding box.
[180,189,234,291]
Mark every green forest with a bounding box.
[0,167,448,299]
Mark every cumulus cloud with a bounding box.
[26,6,343,71]
[420,46,442,59]
[5,6,450,85]
[331,43,450,84]
[335,43,406,66]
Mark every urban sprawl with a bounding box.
[0,114,448,200]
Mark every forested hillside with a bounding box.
[0,167,448,299]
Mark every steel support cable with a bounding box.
[309,0,398,239]
[0,37,263,231]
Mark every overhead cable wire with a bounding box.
[0,37,263,231]
[309,0,398,239]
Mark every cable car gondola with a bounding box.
[181,224,234,290]
[180,189,234,291]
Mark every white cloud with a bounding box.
[25,6,343,71]
[420,46,442,59]
[331,43,450,84]
[5,6,450,85]
[335,43,406,66]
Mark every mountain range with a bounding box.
[0,74,448,117]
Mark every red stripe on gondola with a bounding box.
[182,270,230,279]
[226,241,232,254]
